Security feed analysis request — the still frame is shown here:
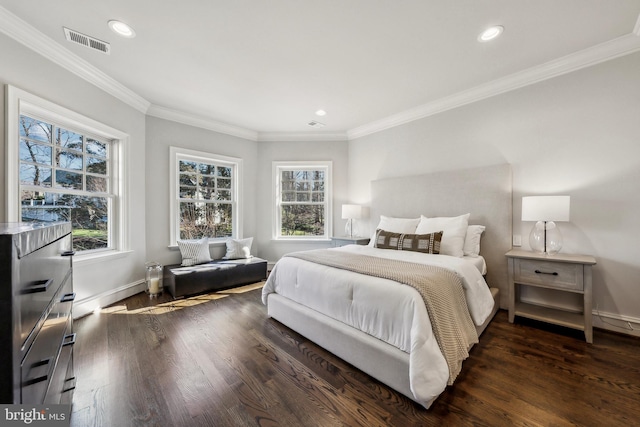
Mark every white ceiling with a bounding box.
[2,1,640,140]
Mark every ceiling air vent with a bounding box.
[64,27,111,55]
[308,120,326,128]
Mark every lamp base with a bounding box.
[529,221,563,255]
[345,219,358,238]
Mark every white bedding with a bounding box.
[464,255,487,275]
[262,245,495,406]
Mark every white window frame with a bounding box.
[169,146,243,246]
[5,85,130,261]
[272,161,332,241]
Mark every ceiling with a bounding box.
[1,1,640,140]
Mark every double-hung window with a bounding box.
[6,86,128,256]
[273,161,332,240]
[170,147,242,245]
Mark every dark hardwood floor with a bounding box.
[70,284,640,427]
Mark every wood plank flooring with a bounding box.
[70,284,640,426]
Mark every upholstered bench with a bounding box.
[163,257,268,298]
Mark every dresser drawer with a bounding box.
[44,317,75,404]
[21,277,74,404]
[59,358,76,405]
[514,258,584,291]
[19,233,72,346]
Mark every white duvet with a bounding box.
[261,245,495,405]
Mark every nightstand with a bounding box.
[506,249,596,343]
[331,236,370,247]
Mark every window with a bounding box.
[170,147,242,245]
[6,86,129,256]
[18,115,112,251]
[273,161,332,240]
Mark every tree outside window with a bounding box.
[274,162,332,240]
[178,159,233,239]
[19,115,112,252]
[170,147,241,245]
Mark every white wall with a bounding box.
[255,139,349,263]
[0,33,147,316]
[0,29,348,313]
[145,116,259,265]
[349,52,640,335]
[4,25,638,336]
[143,124,349,267]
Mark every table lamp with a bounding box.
[522,196,570,255]
[341,204,362,238]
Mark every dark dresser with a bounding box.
[0,222,76,405]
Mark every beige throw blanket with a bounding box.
[285,249,478,384]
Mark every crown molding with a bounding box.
[0,7,338,143]
[0,6,150,113]
[148,105,349,142]
[347,30,640,140]
[4,6,640,142]
[147,104,258,141]
[257,132,348,142]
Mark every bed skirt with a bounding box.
[266,287,500,409]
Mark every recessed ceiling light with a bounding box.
[108,20,136,38]
[478,25,503,42]
[315,109,327,116]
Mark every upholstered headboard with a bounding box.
[370,164,512,308]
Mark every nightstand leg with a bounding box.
[584,265,593,343]
[507,258,515,323]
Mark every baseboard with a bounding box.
[73,278,640,339]
[73,279,146,319]
[592,309,640,338]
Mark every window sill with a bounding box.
[73,249,134,266]
[272,238,331,243]
[168,240,228,250]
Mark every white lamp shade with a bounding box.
[522,196,570,222]
[341,204,362,219]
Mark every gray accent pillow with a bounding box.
[223,237,254,259]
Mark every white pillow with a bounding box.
[223,237,253,260]
[463,225,485,257]
[368,215,421,246]
[177,237,212,266]
[415,213,470,257]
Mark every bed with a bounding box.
[262,164,512,408]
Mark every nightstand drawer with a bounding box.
[514,258,583,291]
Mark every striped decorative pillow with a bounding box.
[177,237,213,266]
[374,229,442,254]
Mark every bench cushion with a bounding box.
[163,257,267,298]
